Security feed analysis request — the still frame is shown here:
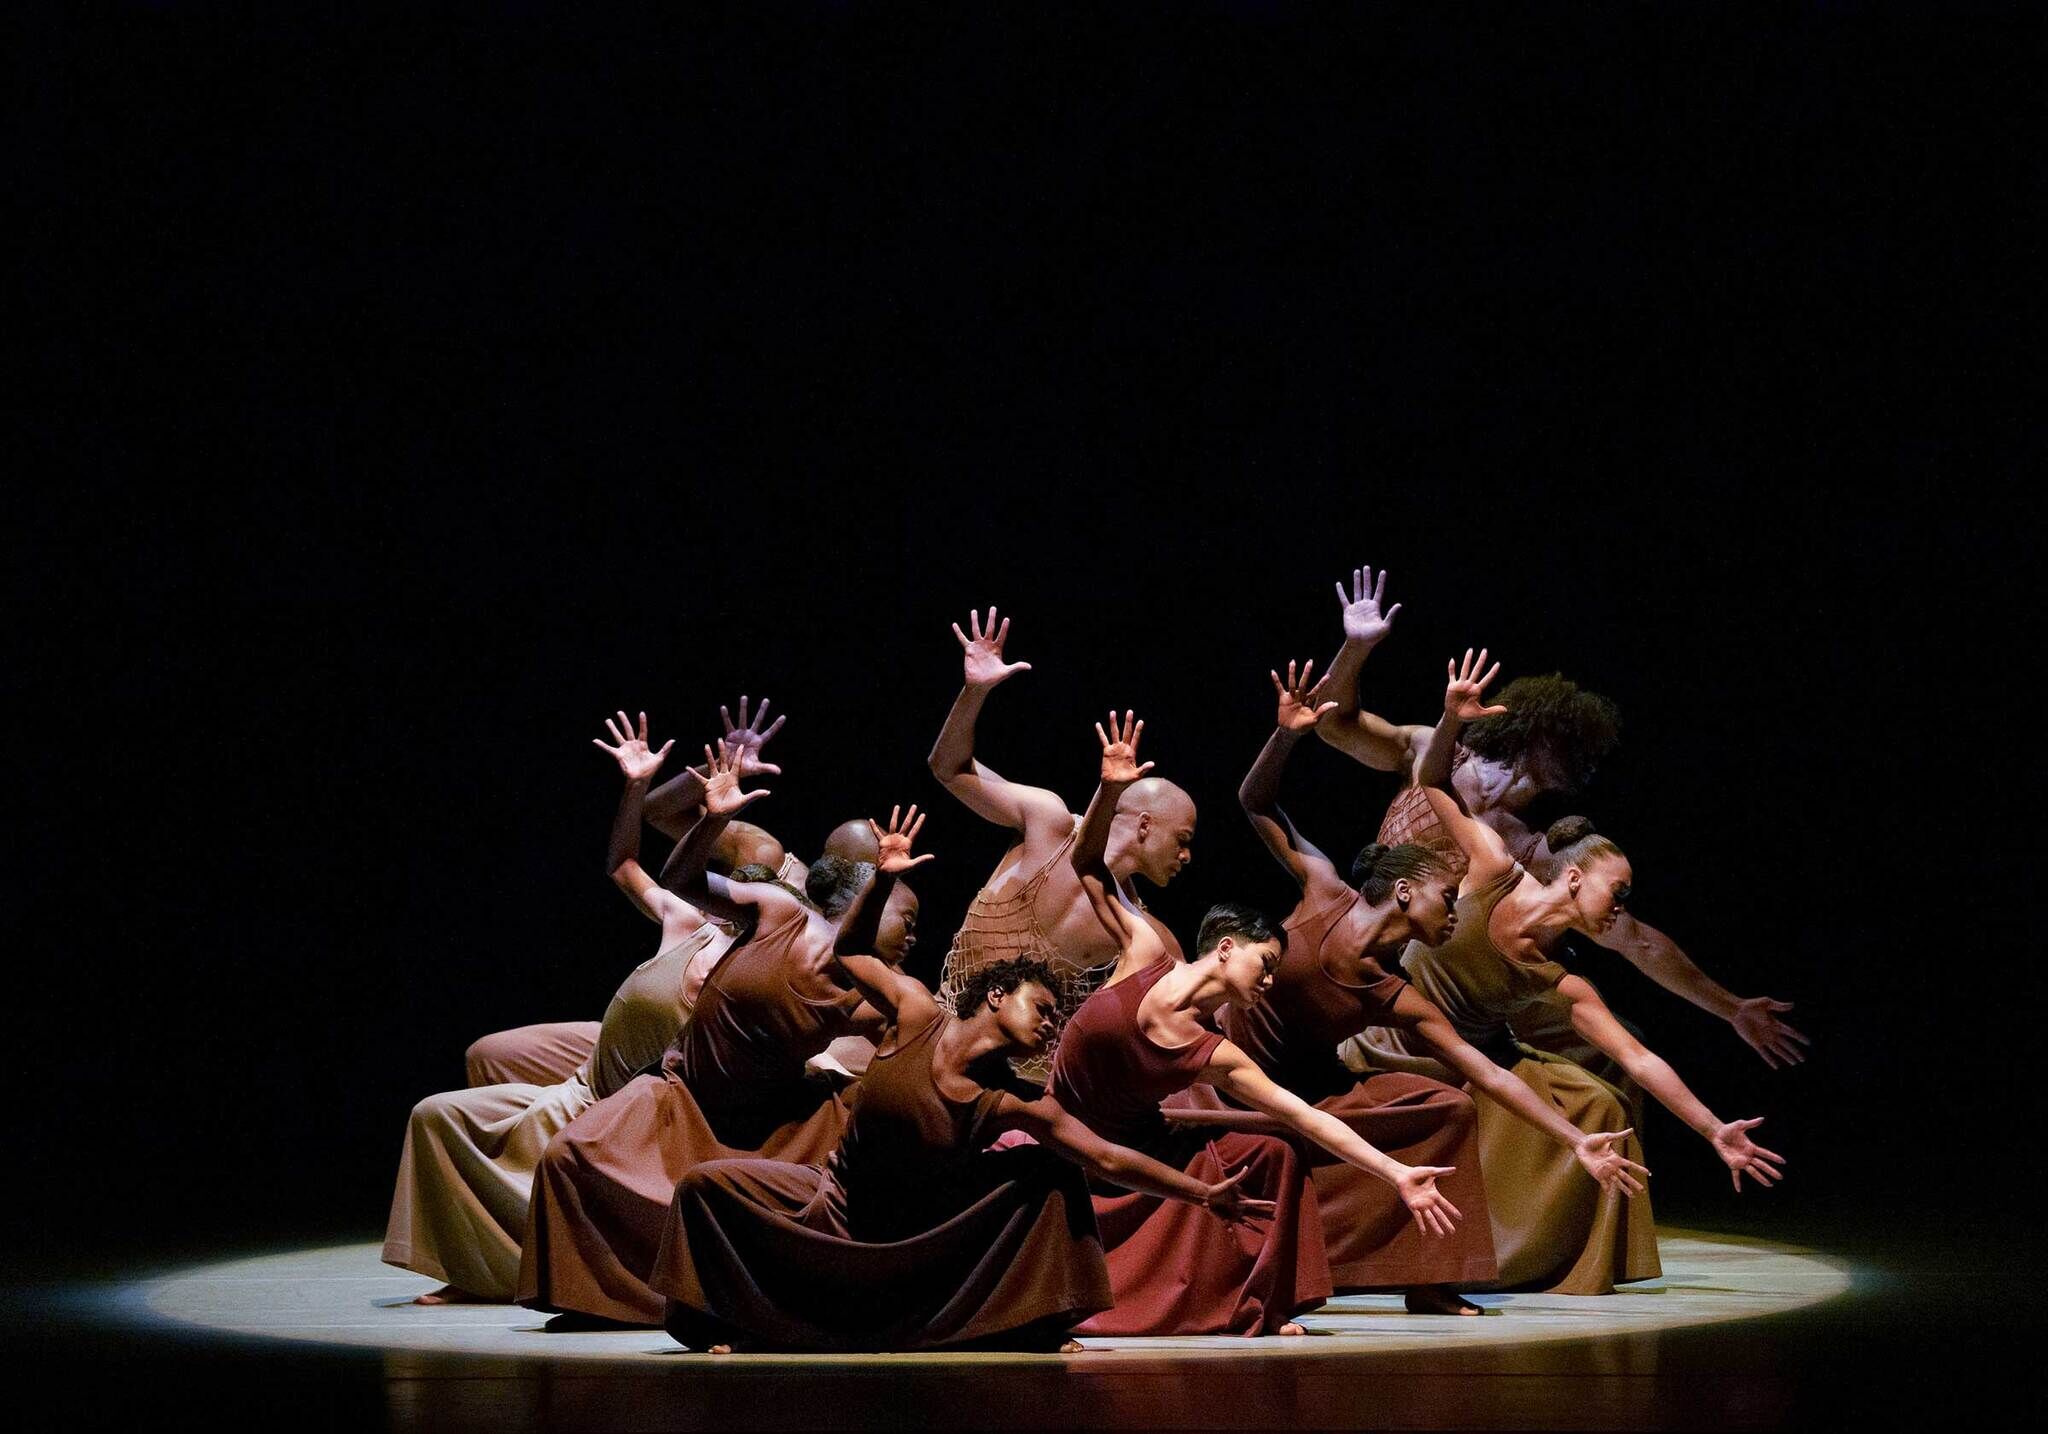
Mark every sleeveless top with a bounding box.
[1050,955,1223,1149]
[1221,887,1408,1106]
[827,1009,1018,1237]
[584,922,738,1099]
[664,904,865,1124]
[1397,863,1567,1057]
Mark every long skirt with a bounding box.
[1506,990,1647,1110]
[653,1146,1113,1351]
[465,1021,602,1088]
[1074,1127,1330,1336]
[1165,1073,1498,1291]
[382,1074,596,1298]
[517,1071,850,1325]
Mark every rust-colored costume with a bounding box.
[1359,864,1659,1294]
[1168,887,1497,1291]
[653,1008,1112,1351]
[1050,957,1330,1335]
[517,908,860,1325]
[465,1021,602,1088]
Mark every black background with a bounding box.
[10,4,2026,1277]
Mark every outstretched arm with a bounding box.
[1206,1042,1462,1236]
[1579,913,1811,1069]
[1389,986,1647,1196]
[986,1094,1270,1227]
[592,710,697,927]
[928,608,1071,837]
[1313,564,1432,772]
[644,695,784,839]
[1072,709,1153,878]
[832,805,935,959]
[1240,660,1346,894]
[657,740,775,923]
[1558,974,1786,1192]
[1416,649,1518,888]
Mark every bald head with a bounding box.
[1116,777,1196,826]
[821,819,881,865]
[1110,777,1197,887]
[713,820,785,875]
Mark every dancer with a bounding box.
[516,747,920,1327]
[384,712,756,1303]
[1050,714,1463,1338]
[929,609,1196,1078]
[653,823,1271,1353]
[1168,660,1644,1314]
[1314,567,1810,1074]
[1359,664,1784,1292]
[463,696,796,1089]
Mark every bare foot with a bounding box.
[412,1285,491,1306]
[709,1343,734,1355]
[1277,1322,1307,1336]
[1404,1285,1483,1316]
[1058,1339,1085,1354]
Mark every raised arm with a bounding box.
[1416,649,1518,888]
[985,1094,1269,1226]
[1072,710,1152,878]
[1205,1041,1462,1236]
[1240,660,1345,893]
[1388,986,1647,1196]
[927,608,1071,837]
[644,695,784,839]
[1313,565,1433,772]
[832,805,935,958]
[1557,974,1786,1192]
[657,740,774,924]
[1577,912,1811,1069]
[591,710,695,926]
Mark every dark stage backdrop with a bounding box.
[11,5,2020,1270]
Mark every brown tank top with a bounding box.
[1221,887,1408,1106]
[1050,956,1223,1149]
[665,904,864,1124]
[584,922,737,1099]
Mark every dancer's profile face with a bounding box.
[875,885,920,965]
[1568,853,1634,933]
[1133,799,1197,886]
[993,980,1061,1052]
[1212,937,1281,1007]
[1401,874,1462,946]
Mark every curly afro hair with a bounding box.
[952,955,1065,1020]
[1459,673,1620,791]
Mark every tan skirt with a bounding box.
[382,1074,597,1299]
[464,1021,602,1088]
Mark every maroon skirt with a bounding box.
[517,1070,849,1325]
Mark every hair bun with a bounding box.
[1545,815,1597,848]
[1349,843,1389,887]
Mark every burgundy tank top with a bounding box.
[1049,956,1223,1148]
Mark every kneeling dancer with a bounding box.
[1051,715,1464,1338]
[517,748,920,1326]
[654,822,1265,1353]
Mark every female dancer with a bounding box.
[385,711,759,1303]
[1049,714,1464,1338]
[1179,660,1643,1315]
[516,744,920,1326]
[653,823,1269,1353]
[1361,657,1784,1293]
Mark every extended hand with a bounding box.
[1576,1130,1650,1197]
[1201,1163,1277,1228]
[718,695,786,777]
[593,710,674,782]
[1396,1164,1463,1237]
[953,607,1033,690]
[1711,1117,1786,1193]
[867,804,936,874]
[700,739,771,816]
[1732,997,1811,1070]
[1270,658,1338,732]
[1334,564,1402,646]
[1095,710,1156,786]
[1444,648,1509,723]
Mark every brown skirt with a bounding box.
[653,1145,1113,1352]
[1166,1073,1498,1291]
[1072,1126,1330,1336]
[516,1070,850,1325]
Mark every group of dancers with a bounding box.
[383,566,1801,1352]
